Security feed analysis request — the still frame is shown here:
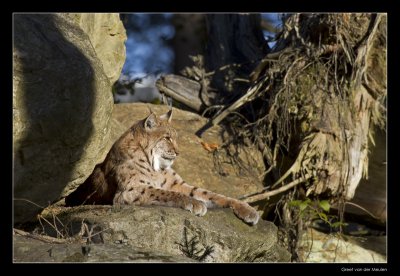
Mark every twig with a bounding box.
[344,201,381,220]
[196,81,267,137]
[305,227,314,261]
[241,173,312,203]
[13,228,71,244]
[87,227,110,240]
[241,155,298,200]
[211,81,266,126]
[37,214,65,239]
[201,105,224,117]
[14,198,46,209]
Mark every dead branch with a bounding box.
[156,74,206,112]
[241,173,312,203]
[344,201,381,221]
[13,228,71,244]
[196,81,267,137]
[14,198,46,209]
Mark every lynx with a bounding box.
[65,109,259,225]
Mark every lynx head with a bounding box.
[143,109,179,171]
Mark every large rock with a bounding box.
[71,13,127,84]
[13,235,194,263]
[13,13,126,224]
[298,228,386,263]
[37,205,290,262]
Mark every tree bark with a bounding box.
[171,14,206,74]
[240,14,386,206]
[204,14,269,98]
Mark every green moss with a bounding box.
[150,98,161,105]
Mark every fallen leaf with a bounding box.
[200,140,219,152]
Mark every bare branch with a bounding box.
[344,201,381,221]
[241,173,312,203]
[196,81,267,137]
[13,228,71,244]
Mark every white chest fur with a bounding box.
[152,153,174,171]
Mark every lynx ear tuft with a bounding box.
[160,109,173,123]
[144,113,158,130]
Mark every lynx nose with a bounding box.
[174,148,179,156]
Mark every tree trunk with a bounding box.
[242,14,386,206]
[157,14,269,115]
[171,14,206,74]
[204,14,269,99]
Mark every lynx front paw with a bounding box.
[232,201,260,225]
[183,199,207,217]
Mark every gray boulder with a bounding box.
[13,235,194,263]
[13,13,126,224]
[71,13,127,84]
[38,205,291,262]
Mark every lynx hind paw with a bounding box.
[233,202,260,225]
[184,199,207,217]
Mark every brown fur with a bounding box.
[65,110,259,225]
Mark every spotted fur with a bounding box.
[65,110,259,225]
